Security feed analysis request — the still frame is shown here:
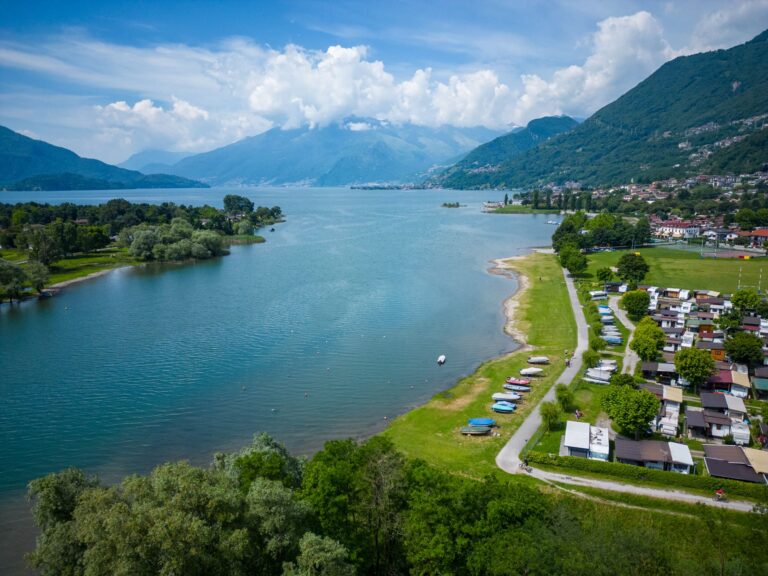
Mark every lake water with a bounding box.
[0,187,553,572]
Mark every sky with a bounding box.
[1,0,768,164]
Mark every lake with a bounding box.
[0,187,553,572]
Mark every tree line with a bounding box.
[26,434,768,576]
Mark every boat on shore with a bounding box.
[520,367,544,376]
[468,417,496,427]
[527,355,550,364]
[492,401,517,413]
[460,425,492,435]
[492,392,522,402]
[505,377,531,385]
[504,383,531,392]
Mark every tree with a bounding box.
[582,349,600,368]
[596,267,614,283]
[503,193,509,206]
[616,253,649,284]
[609,373,637,388]
[128,228,159,260]
[674,348,715,390]
[732,288,760,313]
[26,261,50,294]
[621,290,650,321]
[532,190,540,210]
[725,332,764,365]
[540,401,562,432]
[282,533,355,576]
[601,387,659,440]
[27,226,62,266]
[716,309,742,337]
[558,244,587,275]
[0,259,27,303]
[223,194,255,214]
[555,384,574,412]
[630,317,665,361]
[633,217,651,246]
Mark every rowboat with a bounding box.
[468,417,496,427]
[460,425,492,435]
[492,392,522,402]
[504,384,531,392]
[527,356,550,364]
[491,401,517,413]
[505,377,531,385]
[520,367,544,376]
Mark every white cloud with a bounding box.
[0,5,764,163]
[512,11,677,122]
[689,0,768,52]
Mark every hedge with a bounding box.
[526,451,768,501]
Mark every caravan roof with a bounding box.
[564,421,590,450]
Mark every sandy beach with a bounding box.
[48,266,128,289]
[489,255,532,350]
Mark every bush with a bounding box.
[582,350,600,368]
[525,452,768,500]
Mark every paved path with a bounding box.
[608,296,639,374]
[496,267,589,472]
[496,266,755,512]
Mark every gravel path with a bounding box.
[608,295,640,374]
[496,267,589,472]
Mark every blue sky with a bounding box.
[2,0,767,163]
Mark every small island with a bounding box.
[0,194,282,303]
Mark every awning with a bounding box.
[753,377,768,391]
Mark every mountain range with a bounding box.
[164,120,503,186]
[436,29,768,189]
[0,127,207,190]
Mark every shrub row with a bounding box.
[526,451,768,500]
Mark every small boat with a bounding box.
[604,336,623,345]
[527,356,550,364]
[468,417,496,427]
[270,227,275,232]
[492,401,517,413]
[460,425,492,435]
[520,367,544,376]
[505,377,531,385]
[437,354,446,366]
[586,368,613,382]
[492,392,522,402]
[504,384,531,392]
[546,220,560,225]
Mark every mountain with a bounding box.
[435,116,578,184]
[0,126,208,190]
[168,119,502,186]
[118,149,192,173]
[438,29,768,189]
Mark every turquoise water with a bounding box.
[0,187,553,571]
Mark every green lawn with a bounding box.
[585,247,768,293]
[383,252,577,477]
[530,382,609,455]
[0,248,27,262]
[47,248,138,285]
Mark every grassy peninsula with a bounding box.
[0,194,280,301]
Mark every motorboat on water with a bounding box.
[437,354,446,365]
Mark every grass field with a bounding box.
[585,247,768,293]
[384,252,577,477]
[45,249,138,285]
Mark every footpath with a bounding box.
[496,266,755,513]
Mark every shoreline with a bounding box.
[48,266,129,290]
[489,254,532,351]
